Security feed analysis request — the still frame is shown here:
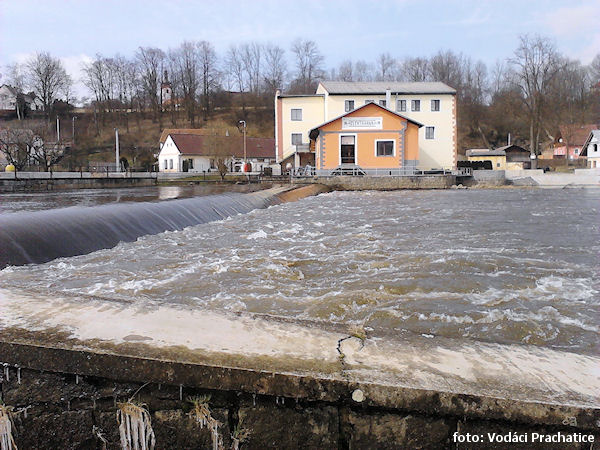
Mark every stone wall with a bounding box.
[296,175,455,190]
[1,365,596,449]
[0,176,156,192]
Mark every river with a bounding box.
[0,187,598,353]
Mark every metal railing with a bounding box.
[291,165,473,177]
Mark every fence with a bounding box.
[291,165,472,177]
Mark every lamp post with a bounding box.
[115,128,120,173]
[238,120,247,172]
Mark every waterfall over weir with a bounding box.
[0,187,291,269]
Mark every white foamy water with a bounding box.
[1,188,599,352]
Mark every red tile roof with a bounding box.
[557,124,599,146]
[167,133,275,159]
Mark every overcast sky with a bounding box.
[1,0,599,99]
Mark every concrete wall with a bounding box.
[299,175,455,190]
[0,175,156,192]
[470,170,507,186]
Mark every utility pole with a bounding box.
[72,116,77,145]
[56,116,60,142]
[238,120,247,171]
[115,128,120,173]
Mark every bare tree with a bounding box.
[241,42,262,94]
[376,53,396,81]
[136,47,165,123]
[509,35,563,156]
[263,44,286,93]
[25,52,69,117]
[197,41,219,121]
[289,39,324,93]
[170,41,200,126]
[5,63,27,119]
[337,60,354,81]
[354,61,373,82]
[429,50,464,89]
[0,129,33,169]
[225,45,246,93]
[28,125,65,171]
[401,57,430,82]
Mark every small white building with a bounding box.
[581,130,600,168]
[0,85,42,113]
[158,131,278,174]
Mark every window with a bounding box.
[188,158,194,169]
[291,133,303,145]
[345,100,354,112]
[425,126,435,139]
[376,140,394,157]
[411,100,420,111]
[379,100,386,107]
[210,159,216,169]
[169,159,173,169]
[497,163,501,168]
[397,99,406,112]
[431,99,440,111]
[291,108,302,121]
[163,159,168,170]
[365,99,374,104]
[574,148,579,155]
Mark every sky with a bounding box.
[1,0,599,100]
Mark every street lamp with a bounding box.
[238,120,247,172]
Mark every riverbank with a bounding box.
[0,290,598,448]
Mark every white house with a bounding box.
[158,131,278,174]
[0,85,42,114]
[581,130,600,168]
[275,81,457,172]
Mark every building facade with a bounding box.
[309,102,421,174]
[580,130,600,168]
[275,81,457,172]
[158,131,277,174]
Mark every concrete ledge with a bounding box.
[0,291,598,432]
[295,175,455,190]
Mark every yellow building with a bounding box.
[275,81,457,173]
[309,102,421,174]
[466,146,531,170]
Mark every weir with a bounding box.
[0,185,328,269]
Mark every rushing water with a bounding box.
[1,188,598,353]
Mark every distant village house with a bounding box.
[466,144,531,170]
[580,130,600,168]
[158,129,277,174]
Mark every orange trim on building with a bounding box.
[310,103,420,170]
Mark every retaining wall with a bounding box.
[0,174,157,192]
[295,175,455,190]
[1,345,597,449]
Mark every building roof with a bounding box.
[318,81,456,95]
[466,149,505,157]
[495,144,529,154]
[557,124,599,146]
[167,133,275,158]
[160,128,205,144]
[308,102,423,140]
[580,130,600,157]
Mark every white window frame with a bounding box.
[365,99,374,104]
[339,133,358,165]
[397,99,406,112]
[379,99,387,107]
[291,108,302,121]
[291,133,303,146]
[425,126,435,139]
[169,159,173,169]
[411,100,420,112]
[374,139,395,157]
[431,99,440,111]
[344,100,355,112]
